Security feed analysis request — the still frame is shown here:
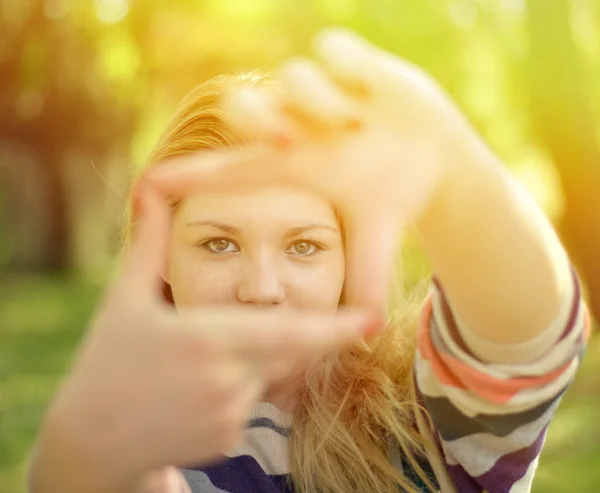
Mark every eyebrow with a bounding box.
[186,220,339,235]
[186,221,240,234]
[286,224,340,236]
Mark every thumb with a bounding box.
[314,29,386,94]
[343,209,402,312]
[117,179,172,301]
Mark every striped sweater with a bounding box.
[180,269,590,492]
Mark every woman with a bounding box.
[29,29,589,493]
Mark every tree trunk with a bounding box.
[0,143,70,273]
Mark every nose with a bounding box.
[237,253,285,306]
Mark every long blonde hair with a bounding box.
[128,72,438,493]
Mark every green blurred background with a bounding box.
[1,1,600,492]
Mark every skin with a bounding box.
[28,182,374,493]
[167,187,345,312]
[29,28,576,493]
[157,28,571,360]
[166,186,346,410]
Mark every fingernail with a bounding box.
[272,132,292,150]
[363,314,386,339]
[344,117,363,132]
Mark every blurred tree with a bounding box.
[1,0,599,320]
[526,0,600,324]
[0,0,139,273]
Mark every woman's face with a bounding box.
[167,186,345,311]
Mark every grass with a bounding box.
[0,275,599,493]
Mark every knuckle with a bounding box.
[280,58,316,82]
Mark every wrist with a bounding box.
[414,132,501,238]
[30,402,141,493]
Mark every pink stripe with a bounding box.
[418,294,584,404]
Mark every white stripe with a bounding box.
[440,440,459,466]
[248,401,293,427]
[415,352,446,398]
[508,456,539,492]
[506,358,580,406]
[224,424,290,475]
[489,303,585,377]
[180,470,230,493]
[441,401,556,477]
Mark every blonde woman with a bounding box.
[30,29,589,493]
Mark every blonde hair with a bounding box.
[128,72,438,493]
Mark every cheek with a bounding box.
[288,254,346,309]
[167,248,238,307]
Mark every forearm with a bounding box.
[415,139,572,351]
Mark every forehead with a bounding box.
[175,186,338,227]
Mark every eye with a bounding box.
[286,240,321,256]
[200,238,240,254]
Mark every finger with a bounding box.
[182,307,382,360]
[170,368,264,468]
[197,360,265,407]
[177,469,193,493]
[135,467,184,493]
[212,369,265,451]
[313,28,379,94]
[222,86,299,149]
[146,148,304,199]
[314,28,412,97]
[117,180,172,300]
[276,58,362,131]
[343,210,402,311]
[234,309,381,359]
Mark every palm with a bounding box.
[286,121,441,224]
[149,29,471,309]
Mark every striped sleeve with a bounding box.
[415,267,590,493]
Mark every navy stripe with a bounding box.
[268,474,296,493]
[430,276,481,361]
[190,455,284,493]
[422,390,564,441]
[445,464,484,493]
[247,417,291,438]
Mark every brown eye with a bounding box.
[202,238,239,253]
[287,240,320,256]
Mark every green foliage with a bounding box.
[1,1,599,491]
[0,277,103,492]
[1,277,599,492]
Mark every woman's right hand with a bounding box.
[30,181,379,493]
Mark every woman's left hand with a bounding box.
[149,28,490,310]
